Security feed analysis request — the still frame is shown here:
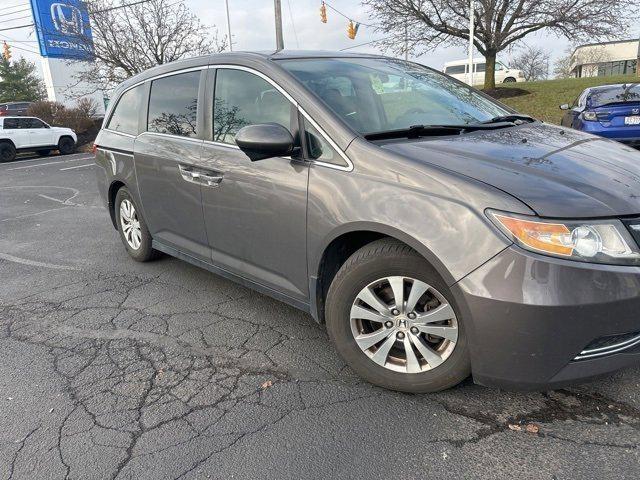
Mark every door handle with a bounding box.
[178,164,223,187]
[199,173,223,186]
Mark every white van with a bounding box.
[443,59,524,85]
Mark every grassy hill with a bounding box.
[487,74,638,125]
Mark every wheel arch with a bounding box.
[311,222,455,323]
[0,138,16,148]
[108,180,127,229]
[57,134,75,145]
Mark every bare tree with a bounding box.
[552,48,574,79]
[511,45,549,81]
[74,0,227,92]
[363,0,635,89]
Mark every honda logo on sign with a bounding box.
[50,3,84,36]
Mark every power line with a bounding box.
[0,14,33,25]
[0,23,34,33]
[0,33,38,44]
[90,0,161,14]
[286,0,299,48]
[322,1,374,27]
[0,7,31,19]
[1,41,39,55]
[0,0,169,33]
[339,36,391,51]
[2,3,29,12]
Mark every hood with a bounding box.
[381,123,640,218]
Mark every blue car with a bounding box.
[560,83,640,147]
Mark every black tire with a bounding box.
[36,149,51,156]
[325,239,470,393]
[503,77,516,83]
[114,187,159,262]
[58,136,75,155]
[0,142,16,163]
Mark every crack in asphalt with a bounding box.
[2,165,640,478]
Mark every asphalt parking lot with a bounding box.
[1,152,640,479]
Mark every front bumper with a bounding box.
[453,245,640,390]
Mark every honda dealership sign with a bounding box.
[28,0,104,114]
[29,0,94,60]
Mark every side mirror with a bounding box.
[235,123,294,161]
[559,104,570,110]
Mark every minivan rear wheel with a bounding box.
[325,239,470,393]
[114,187,159,262]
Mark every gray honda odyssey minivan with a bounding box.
[95,51,640,392]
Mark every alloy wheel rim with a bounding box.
[350,276,458,374]
[119,199,142,250]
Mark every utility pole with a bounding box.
[637,32,639,77]
[404,23,408,61]
[274,0,284,51]
[225,0,232,51]
[467,0,475,86]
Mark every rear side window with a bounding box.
[26,118,46,128]
[147,71,200,138]
[3,118,19,129]
[106,85,143,135]
[213,69,292,144]
[445,65,466,75]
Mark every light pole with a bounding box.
[225,0,232,51]
[274,0,284,51]
[467,0,475,86]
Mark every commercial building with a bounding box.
[570,39,639,78]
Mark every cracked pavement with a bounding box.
[1,153,640,479]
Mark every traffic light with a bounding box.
[2,41,11,61]
[347,20,359,40]
[320,2,327,23]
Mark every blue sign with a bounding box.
[29,0,95,60]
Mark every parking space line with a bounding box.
[5,153,91,166]
[6,155,94,171]
[59,163,95,171]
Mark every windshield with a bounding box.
[589,84,640,107]
[278,57,510,135]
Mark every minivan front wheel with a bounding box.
[325,239,470,393]
[114,187,158,262]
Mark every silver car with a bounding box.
[95,51,640,392]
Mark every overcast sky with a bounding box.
[2,0,635,75]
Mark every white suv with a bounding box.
[0,116,77,162]
[443,59,525,85]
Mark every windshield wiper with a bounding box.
[364,122,518,141]
[482,114,535,125]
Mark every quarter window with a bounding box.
[106,85,143,135]
[304,120,346,167]
[147,71,200,138]
[213,69,292,144]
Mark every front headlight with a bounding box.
[488,210,640,265]
[582,111,598,121]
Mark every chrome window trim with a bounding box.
[105,63,354,172]
[102,128,137,139]
[139,130,203,144]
